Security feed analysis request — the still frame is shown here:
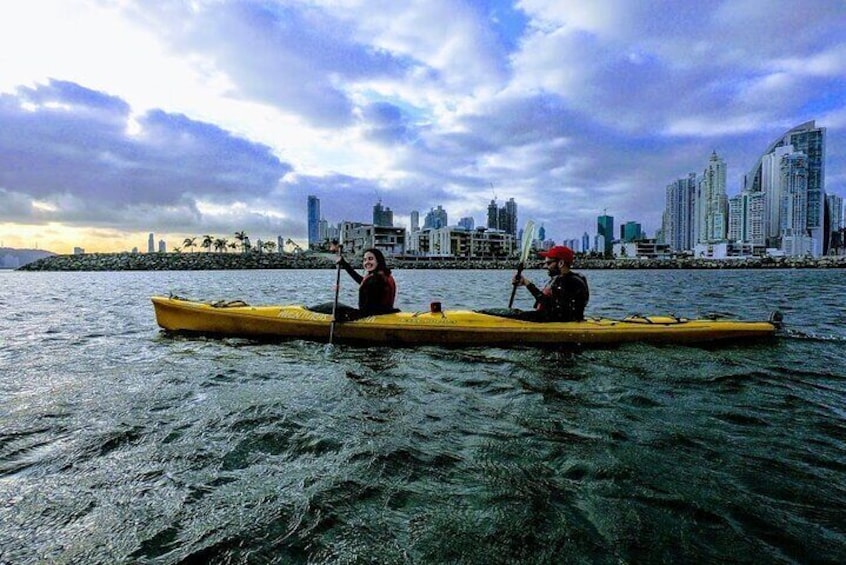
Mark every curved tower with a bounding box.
[744,121,826,255]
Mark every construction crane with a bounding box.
[285,238,304,254]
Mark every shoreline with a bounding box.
[14,251,846,271]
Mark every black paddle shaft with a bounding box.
[508,262,524,309]
[329,244,343,343]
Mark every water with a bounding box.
[1,268,845,564]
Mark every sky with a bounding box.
[1,0,845,254]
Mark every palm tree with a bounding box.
[228,241,239,253]
[234,231,248,253]
[201,234,214,253]
[214,238,228,253]
[182,237,197,253]
[262,241,276,253]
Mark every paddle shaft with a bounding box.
[508,262,524,309]
[329,244,343,343]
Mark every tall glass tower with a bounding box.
[597,214,614,256]
[307,195,320,249]
[664,173,696,251]
[744,121,826,255]
[698,151,728,243]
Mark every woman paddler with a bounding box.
[334,247,398,320]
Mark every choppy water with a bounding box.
[1,268,845,564]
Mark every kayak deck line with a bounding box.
[152,296,781,346]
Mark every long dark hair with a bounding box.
[364,248,391,275]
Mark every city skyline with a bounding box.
[1,1,845,254]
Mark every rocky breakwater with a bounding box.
[16,252,335,271]
[16,251,846,271]
[574,255,846,269]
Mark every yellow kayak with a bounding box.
[151,296,781,346]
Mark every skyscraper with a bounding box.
[698,151,728,243]
[827,194,844,231]
[784,124,826,255]
[307,195,320,249]
[664,174,696,251]
[486,198,518,236]
[373,200,393,227]
[147,233,154,253]
[745,121,826,254]
[827,193,844,251]
[597,214,614,256]
[487,200,498,230]
[502,198,518,236]
[728,191,765,245]
[780,152,812,256]
[759,145,795,244]
[621,221,643,242]
[424,206,448,229]
[410,210,420,233]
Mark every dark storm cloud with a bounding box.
[0,80,292,225]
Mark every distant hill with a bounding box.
[0,247,56,269]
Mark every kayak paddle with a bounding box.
[329,242,343,344]
[508,220,535,309]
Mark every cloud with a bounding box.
[0,80,291,227]
[115,0,417,129]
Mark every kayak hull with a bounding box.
[151,296,779,346]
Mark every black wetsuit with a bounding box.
[523,271,589,322]
[339,258,397,317]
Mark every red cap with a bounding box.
[539,245,574,264]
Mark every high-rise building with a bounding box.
[486,198,518,236]
[828,193,844,252]
[373,200,394,227]
[698,151,728,243]
[307,195,321,249]
[458,216,474,230]
[597,214,614,256]
[158,239,166,253]
[664,174,697,252]
[759,145,795,245]
[487,200,498,229]
[827,194,844,231]
[502,198,517,236]
[593,234,605,254]
[581,232,590,254]
[537,224,546,242]
[410,210,420,233]
[621,221,642,242]
[424,206,448,229]
[147,233,154,253]
[745,121,826,255]
[780,152,813,256]
[728,191,765,245]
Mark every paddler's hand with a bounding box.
[513,274,529,287]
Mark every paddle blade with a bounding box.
[508,220,536,309]
[520,220,536,263]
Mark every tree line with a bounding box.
[177,232,282,254]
